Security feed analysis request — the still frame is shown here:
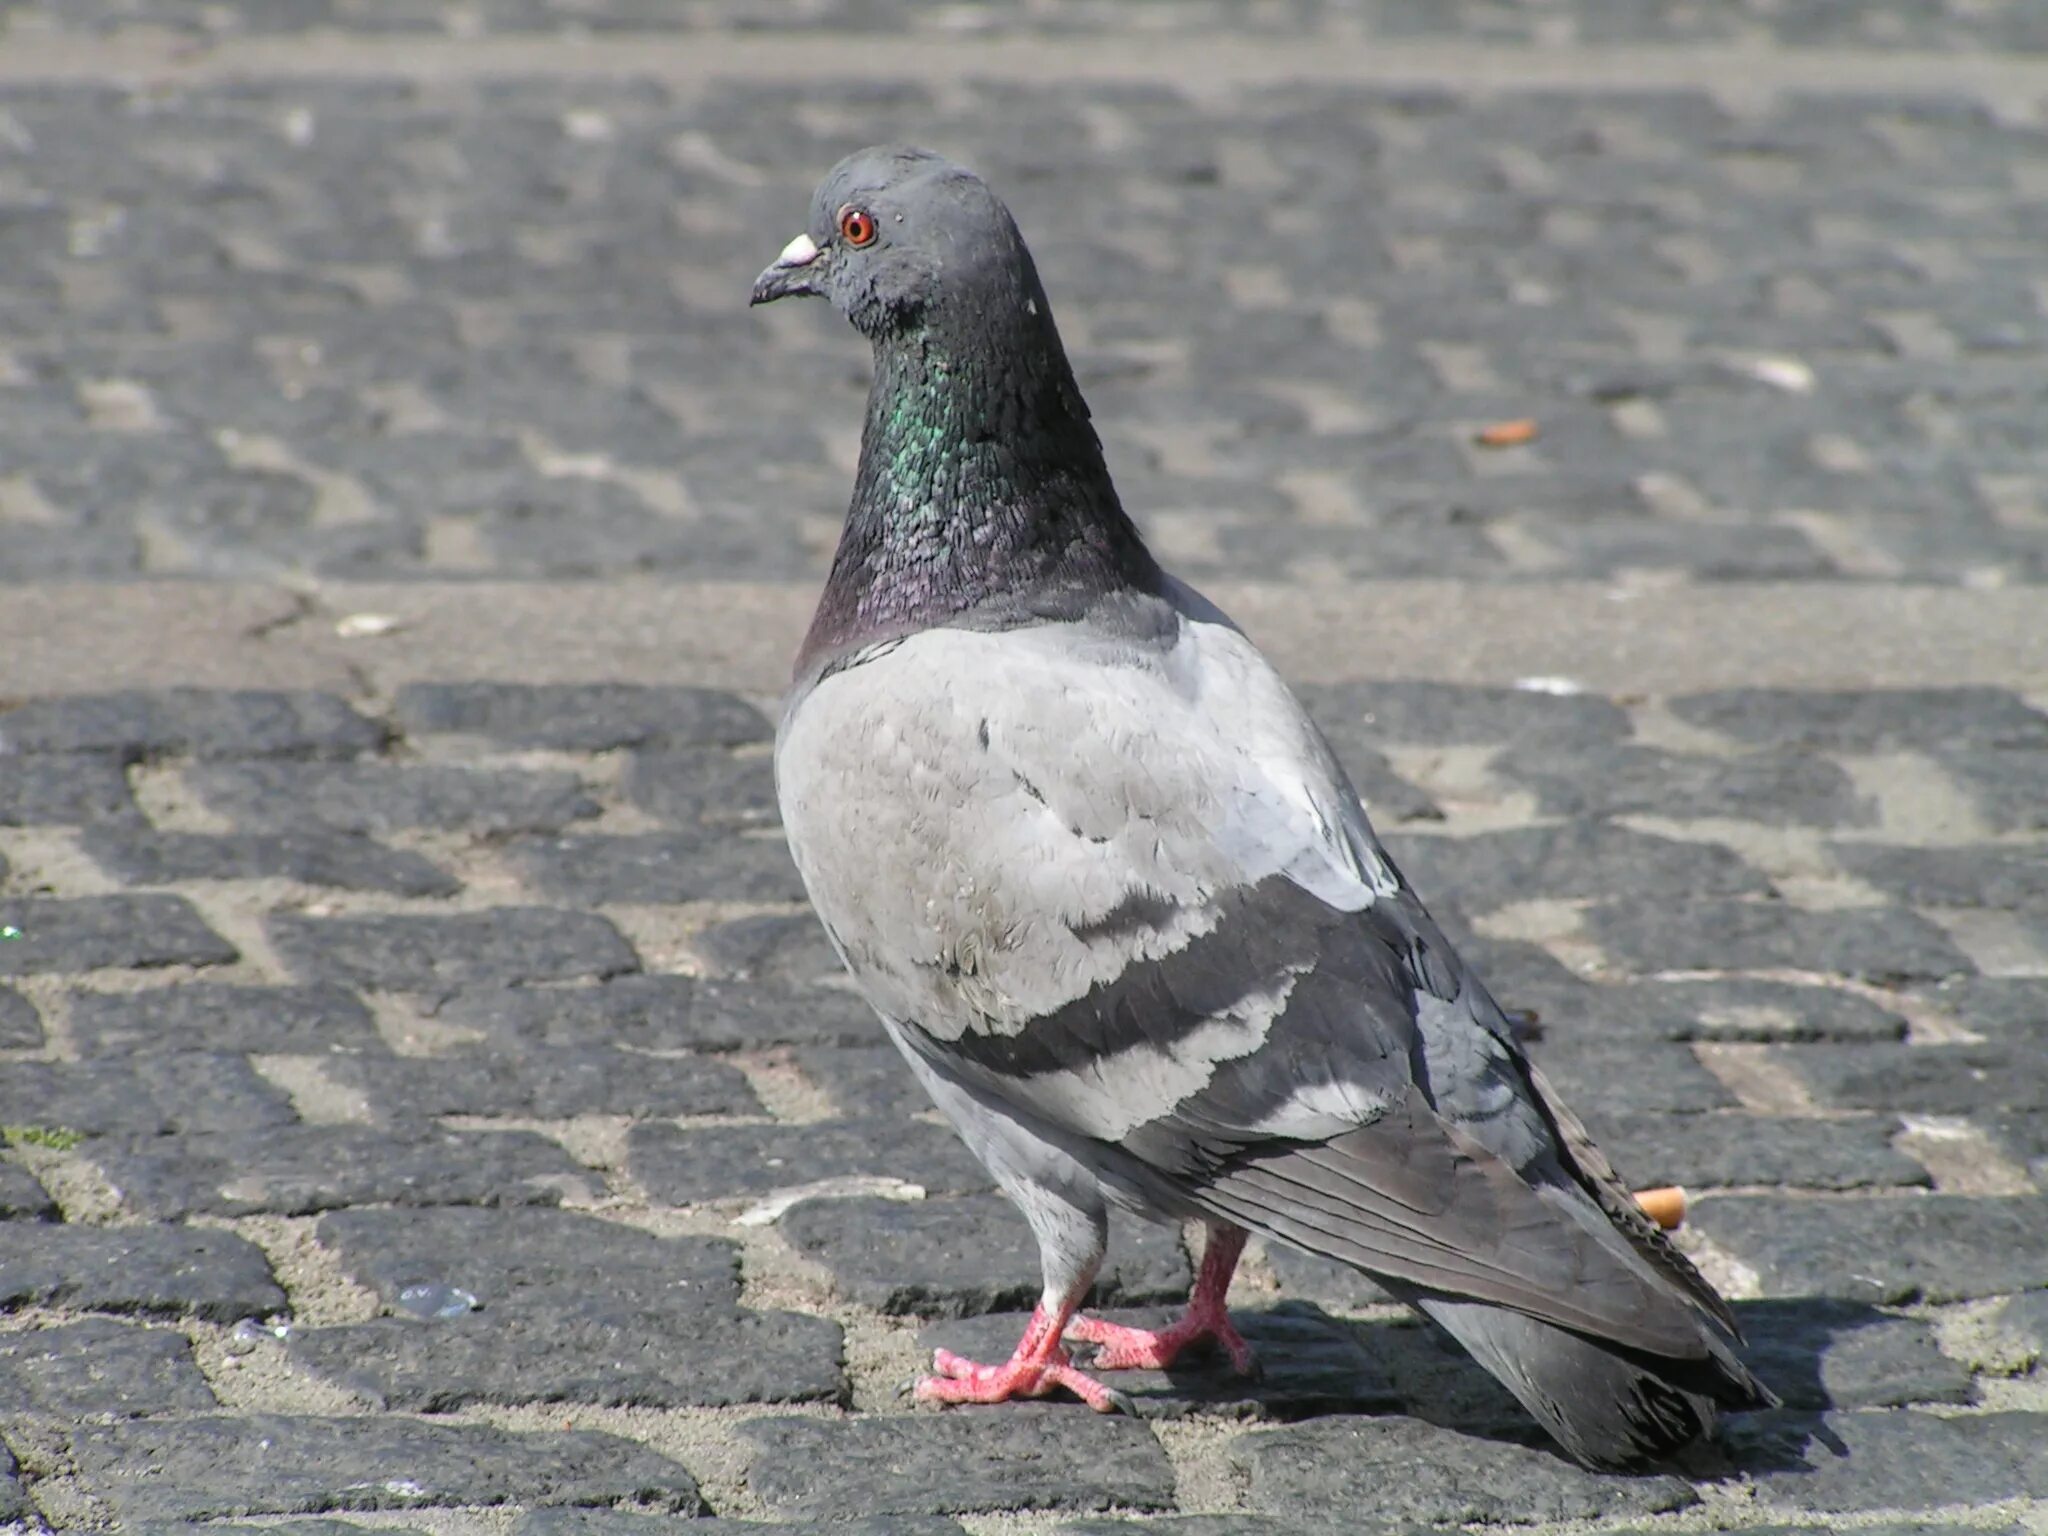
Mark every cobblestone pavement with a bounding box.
[1,6,2046,1535]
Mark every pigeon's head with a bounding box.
[750,146,1048,341]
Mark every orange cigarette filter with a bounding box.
[1633,1186,1688,1232]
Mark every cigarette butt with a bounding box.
[1475,418,1539,448]
[1633,1186,1688,1231]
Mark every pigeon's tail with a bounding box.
[1408,1293,1778,1470]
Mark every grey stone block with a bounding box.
[1691,1193,2048,1303]
[1728,1409,2048,1513]
[781,1195,1191,1317]
[68,983,380,1056]
[191,761,600,834]
[0,1225,284,1321]
[71,1415,705,1523]
[394,682,768,750]
[1776,1041,2048,1114]
[0,1317,218,1417]
[1509,975,1910,1044]
[1499,744,1875,827]
[1522,1037,1738,1115]
[0,755,138,825]
[1227,1415,1696,1523]
[440,975,877,1052]
[0,1160,57,1221]
[0,895,239,974]
[1299,681,1629,749]
[269,908,638,990]
[739,1407,1175,1519]
[1386,821,1768,911]
[1674,687,2048,750]
[630,1117,991,1204]
[328,1047,761,1122]
[624,746,779,828]
[0,986,42,1049]
[0,690,384,760]
[1831,843,2048,913]
[87,1124,601,1218]
[505,831,805,904]
[1589,1110,1928,1191]
[81,827,459,896]
[0,1054,294,1137]
[1584,898,1973,983]
[291,1207,842,1410]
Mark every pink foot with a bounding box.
[1065,1308,1258,1376]
[911,1305,1134,1414]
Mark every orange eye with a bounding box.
[838,205,878,248]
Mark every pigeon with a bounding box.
[752,145,1775,1468]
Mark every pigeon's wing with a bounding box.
[778,592,1711,1356]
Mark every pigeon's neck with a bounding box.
[797,314,1161,676]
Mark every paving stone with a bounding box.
[1584,898,1974,983]
[269,908,638,990]
[1674,687,2048,751]
[1775,1041,2048,1114]
[1265,1244,1397,1310]
[1690,1193,2048,1303]
[87,1124,601,1218]
[1727,1409,2048,1513]
[0,1317,217,1417]
[624,746,780,828]
[1227,1414,1697,1523]
[0,754,138,825]
[0,690,384,761]
[1974,1290,2048,1372]
[1299,682,1630,749]
[1938,748,2048,832]
[798,1045,934,1118]
[291,1207,842,1410]
[1498,743,1875,826]
[81,827,459,897]
[394,682,769,751]
[923,1302,1399,1421]
[1911,976,2048,1043]
[1590,1111,1927,1191]
[0,1440,31,1529]
[1317,741,1444,826]
[631,1116,990,1204]
[517,1514,966,1536]
[689,911,844,986]
[1386,821,1769,911]
[0,986,42,1049]
[328,1047,760,1122]
[505,831,805,904]
[0,1055,294,1137]
[780,1194,1191,1317]
[0,1224,284,1322]
[0,1160,57,1221]
[739,1406,1175,1519]
[1509,975,1910,1044]
[71,1415,706,1523]
[1831,843,2048,914]
[1054,1519,1378,1536]
[1734,1299,1971,1411]
[439,975,877,1052]
[190,761,600,834]
[68,983,380,1056]
[1521,1038,1737,1115]
[0,895,239,974]
[127,1525,428,1536]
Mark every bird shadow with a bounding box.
[922,1294,1891,1476]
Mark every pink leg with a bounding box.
[1064,1224,1257,1375]
[915,1299,1132,1413]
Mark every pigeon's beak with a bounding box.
[750,231,825,306]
